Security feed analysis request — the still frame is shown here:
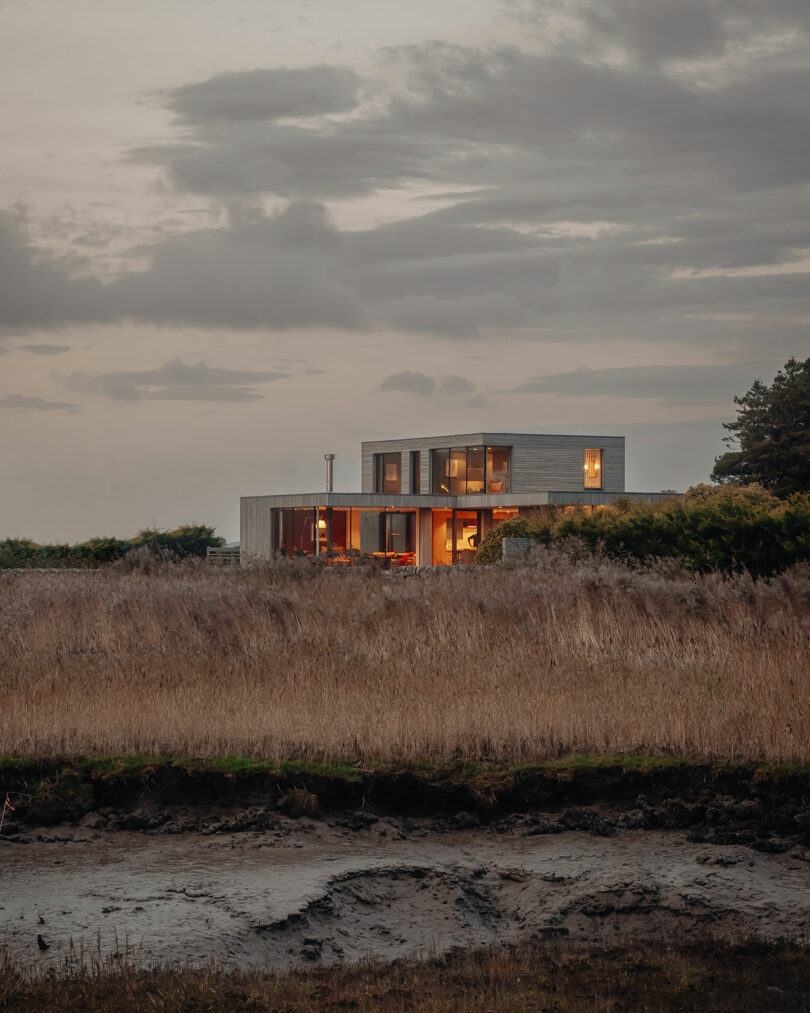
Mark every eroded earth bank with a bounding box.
[2,761,810,971]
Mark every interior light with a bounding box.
[318,519,327,529]
[595,463,600,470]
[584,463,589,470]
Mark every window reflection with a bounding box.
[430,445,510,494]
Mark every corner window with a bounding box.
[584,448,602,489]
[486,446,510,493]
[374,452,401,494]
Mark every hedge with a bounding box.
[475,484,810,577]
[0,524,224,569]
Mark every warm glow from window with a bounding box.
[584,448,602,489]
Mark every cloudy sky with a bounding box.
[1,0,807,542]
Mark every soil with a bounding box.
[1,760,810,971]
[2,759,810,851]
[3,824,810,971]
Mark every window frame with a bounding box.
[430,445,511,494]
[584,448,603,489]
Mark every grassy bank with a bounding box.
[2,943,809,1011]
[1,550,809,762]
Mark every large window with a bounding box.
[431,445,510,494]
[374,452,401,494]
[276,507,415,562]
[358,510,414,556]
[584,448,602,489]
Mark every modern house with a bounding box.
[240,432,673,566]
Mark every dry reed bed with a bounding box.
[4,944,809,1012]
[1,550,809,762]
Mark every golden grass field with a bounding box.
[2,548,809,763]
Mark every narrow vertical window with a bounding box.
[410,450,421,494]
[374,453,401,494]
[584,448,602,489]
[383,453,401,494]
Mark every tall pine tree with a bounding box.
[711,357,810,497]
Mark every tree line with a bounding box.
[0,524,224,568]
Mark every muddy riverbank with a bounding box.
[3,823,810,971]
[3,758,810,852]
[3,759,809,972]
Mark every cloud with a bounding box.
[0,202,365,334]
[2,18,808,353]
[508,361,779,406]
[0,394,79,413]
[0,208,113,332]
[70,358,289,403]
[380,370,476,396]
[164,66,363,124]
[509,0,810,66]
[20,343,71,355]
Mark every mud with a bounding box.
[2,822,810,971]
[4,760,810,855]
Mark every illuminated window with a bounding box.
[584,448,602,489]
[430,445,511,494]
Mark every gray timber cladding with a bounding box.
[240,495,273,560]
[361,433,625,494]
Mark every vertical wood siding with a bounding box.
[240,496,274,560]
[362,433,625,494]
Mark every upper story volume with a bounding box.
[361,432,625,497]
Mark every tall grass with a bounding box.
[3,943,809,1012]
[1,548,809,763]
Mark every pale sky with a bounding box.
[1,0,808,542]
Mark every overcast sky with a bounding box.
[1,0,807,542]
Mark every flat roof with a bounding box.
[361,432,625,446]
[241,490,675,509]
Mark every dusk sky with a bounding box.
[2,0,808,543]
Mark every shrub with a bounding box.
[475,517,532,565]
[476,485,810,577]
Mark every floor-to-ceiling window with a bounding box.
[431,509,482,564]
[351,509,416,560]
[487,446,510,493]
[430,445,511,494]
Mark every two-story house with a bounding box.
[240,432,672,565]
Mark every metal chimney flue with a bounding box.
[324,453,335,492]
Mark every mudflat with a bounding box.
[4,820,810,971]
